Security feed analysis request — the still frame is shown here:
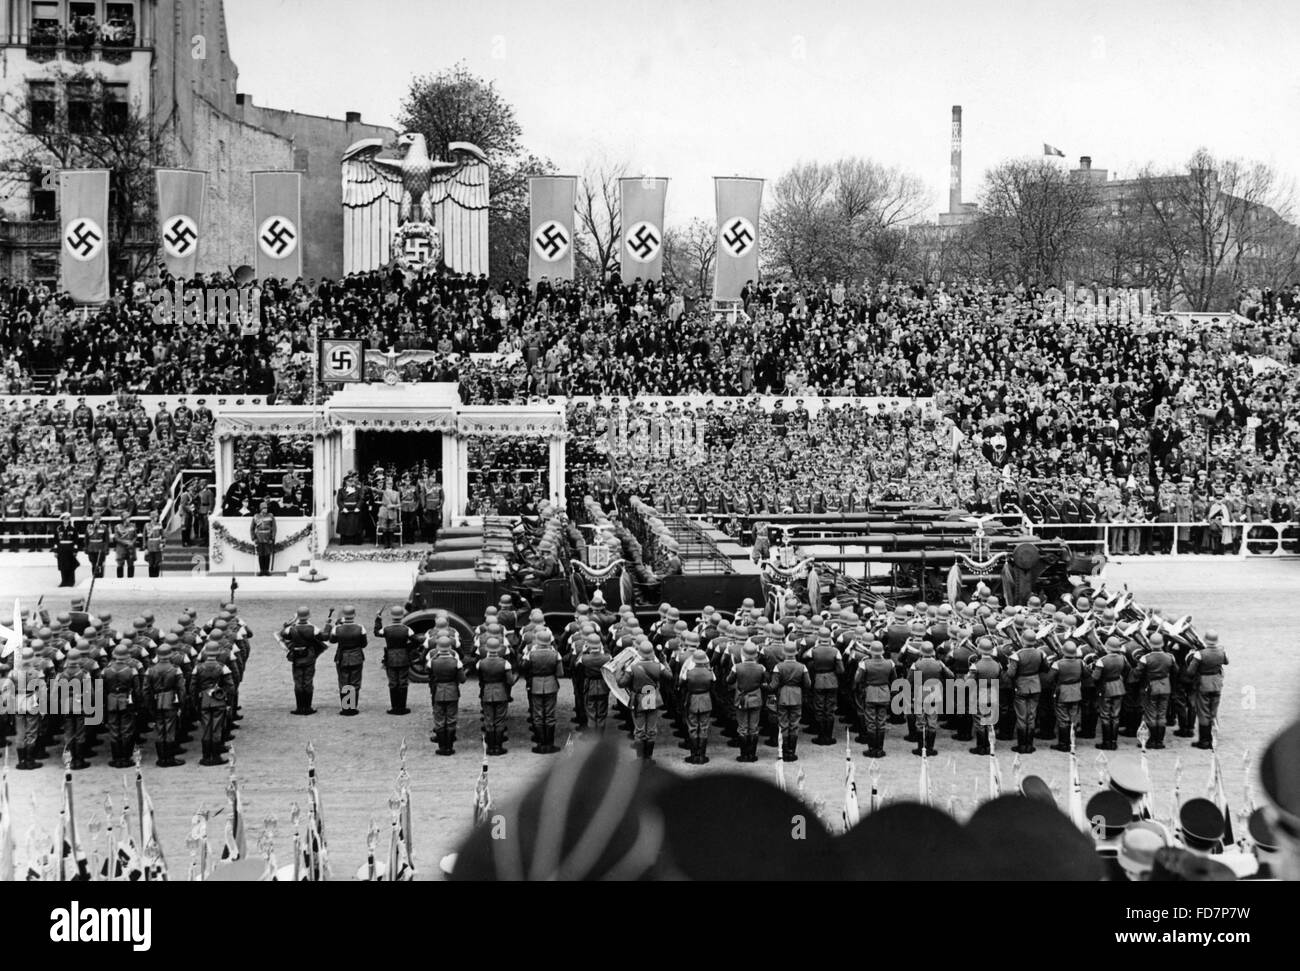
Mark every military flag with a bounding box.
[1067,725,1088,832]
[155,168,207,278]
[775,726,787,793]
[0,598,20,663]
[842,729,861,831]
[919,738,932,807]
[252,171,303,281]
[220,774,246,862]
[528,175,577,286]
[1043,144,1066,157]
[60,754,91,881]
[713,177,763,301]
[0,750,14,882]
[474,742,493,826]
[187,810,210,881]
[1208,733,1235,845]
[136,764,168,880]
[618,177,668,284]
[59,170,111,304]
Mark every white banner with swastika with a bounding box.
[619,177,668,285]
[252,171,303,281]
[714,177,764,302]
[156,169,207,278]
[528,175,577,287]
[320,339,365,383]
[59,169,110,304]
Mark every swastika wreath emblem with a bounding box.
[624,221,662,263]
[162,215,199,258]
[321,340,363,381]
[63,218,105,262]
[532,220,570,262]
[721,216,756,258]
[258,215,299,259]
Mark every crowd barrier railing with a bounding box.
[1023,521,1300,558]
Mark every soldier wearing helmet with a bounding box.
[427,637,466,756]
[281,606,328,716]
[325,605,367,716]
[471,636,516,756]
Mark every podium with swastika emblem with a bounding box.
[320,339,366,383]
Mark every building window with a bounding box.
[294,148,310,173]
[67,2,99,49]
[31,169,57,221]
[28,81,57,135]
[68,80,95,135]
[30,2,61,46]
[104,82,130,132]
[104,3,138,47]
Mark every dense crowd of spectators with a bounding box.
[3,270,1299,544]
[0,395,212,546]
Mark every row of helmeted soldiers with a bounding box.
[0,596,252,770]
[549,584,1226,765]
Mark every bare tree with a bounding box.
[662,218,716,298]
[575,160,627,281]
[0,65,166,285]
[972,159,1100,284]
[764,157,929,282]
[1134,149,1298,310]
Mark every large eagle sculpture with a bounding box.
[342,133,489,224]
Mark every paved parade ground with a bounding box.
[4,558,1299,878]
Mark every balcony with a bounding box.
[16,19,143,64]
[0,218,156,249]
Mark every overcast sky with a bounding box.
[225,0,1300,226]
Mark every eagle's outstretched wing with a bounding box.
[426,142,490,211]
[342,138,404,209]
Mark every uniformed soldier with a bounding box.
[11,648,51,769]
[193,643,234,765]
[802,626,844,746]
[1047,640,1085,751]
[520,629,563,754]
[67,596,92,635]
[374,605,419,716]
[965,637,1003,756]
[1185,631,1227,750]
[1006,630,1047,754]
[577,633,612,733]
[326,605,367,715]
[85,512,111,581]
[1135,633,1175,748]
[112,511,137,578]
[769,642,811,763]
[909,641,953,757]
[145,643,187,767]
[143,510,166,578]
[54,511,80,587]
[281,606,328,715]
[426,639,465,755]
[1090,638,1131,751]
[56,649,93,769]
[681,648,715,764]
[727,640,767,762]
[473,637,515,756]
[562,604,592,728]
[618,640,669,760]
[854,640,896,758]
[102,643,140,767]
[242,499,275,576]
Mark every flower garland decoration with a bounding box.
[319,546,429,563]
[210,520,316,557]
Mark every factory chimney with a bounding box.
[949,105,963,214]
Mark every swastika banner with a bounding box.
[320,339,365,383]
[156,168,207,279]
[713,177,764,302]
[59,169,110,304]
[528,175,577,287]
[252,171,303,281]
[619,177,668,285]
